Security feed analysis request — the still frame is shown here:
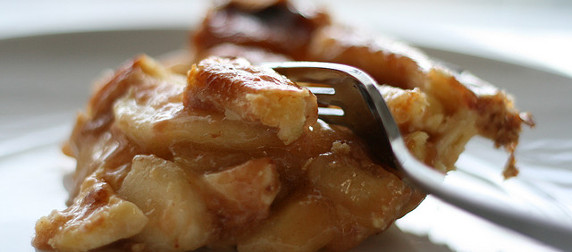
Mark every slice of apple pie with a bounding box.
[33,1,532,251]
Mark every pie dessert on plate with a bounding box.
[33,0,533,251]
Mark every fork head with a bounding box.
[262,61,401,168]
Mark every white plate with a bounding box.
[1,30,570,252]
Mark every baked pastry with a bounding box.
[33,0,532,251]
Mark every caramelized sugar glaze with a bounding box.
[34,0,532,251]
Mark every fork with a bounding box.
[263,61,572,251]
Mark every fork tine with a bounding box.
[306,86,335,95]
[306,86,338,106]
[316,112,346,126]
[317,107,344,116]
[314,94,344,107]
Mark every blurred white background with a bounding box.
[1,0,571,76]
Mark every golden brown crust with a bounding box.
[308,26,529,150]
[33,174,148,251]
[184,56,317,144]
[196,43,292,64]
[307,25,431,90]
[193,0,330,60]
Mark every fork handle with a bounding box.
[392,139,572,251]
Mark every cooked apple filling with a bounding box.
[33,0,532,251]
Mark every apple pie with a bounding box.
[33,0,533,251]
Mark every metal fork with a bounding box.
[263,61,572,251]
